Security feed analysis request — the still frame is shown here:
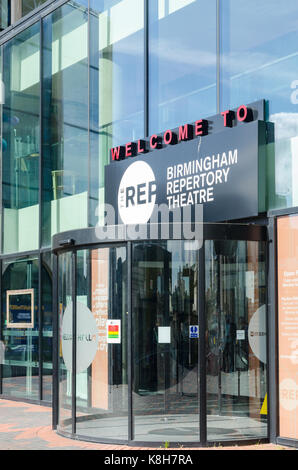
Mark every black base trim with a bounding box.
[56,429,269,449]
[276,437,298,449]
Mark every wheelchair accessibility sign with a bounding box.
[189,325,199,339]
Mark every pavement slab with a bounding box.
[0,398,295,451]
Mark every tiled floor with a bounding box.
[0,398,294,450]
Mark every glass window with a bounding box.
[2,23,40,254]
[89,0,145,226]
[1,256,39,400]
[149,0,217,135]
[220,0,298,211]
[42,3,89,246]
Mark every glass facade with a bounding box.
[1,0,298,255]
[0,0,297,447]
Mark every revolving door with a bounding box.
[52,223,268,446]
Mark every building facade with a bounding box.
[0,0,297,448]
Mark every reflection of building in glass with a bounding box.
[0,0,297,449]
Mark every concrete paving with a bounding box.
[0,398,295,450]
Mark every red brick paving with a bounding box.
[0,398,295,450]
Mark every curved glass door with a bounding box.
[205,240,267,441]
[132,241,199,443]
[75,246,128,440]
[55,226,268,445]
[57,245,128,439]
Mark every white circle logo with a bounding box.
[62,302,98,374]
[248,304,267,364]
[118,161,157,225]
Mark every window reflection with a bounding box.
[205,240,267,441]
[132,241,199,443]
[2,24,40,254]
[221,0,298,211]
[42,3,89,246]
[89,0,144,226]
[149,0,217,134]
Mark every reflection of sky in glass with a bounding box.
[221,0,298,208]
[221,0,298,116]
[149,0,217,134]
[90,0,144,146]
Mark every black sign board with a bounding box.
[105,119,267,225]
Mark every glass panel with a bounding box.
[58,251,72,433]
[205,240,267,441]
[42,252,53,403]
[75,246,128,440]
[2,23,40,253]
[132,241,199,443]
[220,0,298,211]
[42,3,89,246]
[149,0,217,135]
[1,256,39,400]
[0,1,9,30]
[89,0,144,226]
